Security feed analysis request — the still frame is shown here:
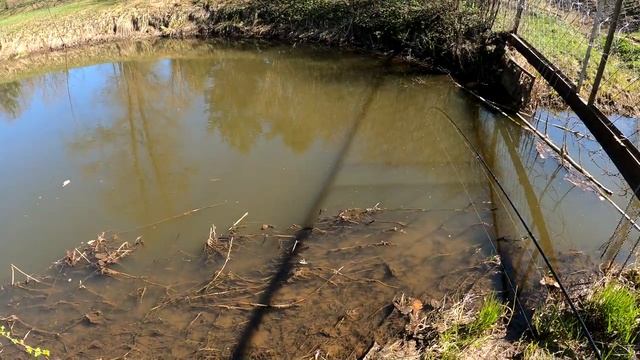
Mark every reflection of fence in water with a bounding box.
[493,0,640,266]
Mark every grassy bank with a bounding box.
[0,0,500,76]
[2,1,639,116]
[0,0,208,60]
[371,263,640,359]
[500,6,640,117]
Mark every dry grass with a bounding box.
[0,0,207,60]
[0,0,501,73]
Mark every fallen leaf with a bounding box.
[540,275,560,288]
[411,299,423,314]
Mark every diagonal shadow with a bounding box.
[231,55,393,360]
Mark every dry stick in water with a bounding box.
[229,212,249,231]
[209,236,234,287]
[119,202,226,234]
[202,212,247,292]
[10,264,42,286]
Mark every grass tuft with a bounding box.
[469,293,503,335]
[530,280,640,359]
[427,293,505,359]
[590,283,640,344]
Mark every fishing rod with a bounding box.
[429,106,603,360]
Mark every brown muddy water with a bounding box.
[0,40,634,359]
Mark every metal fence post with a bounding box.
[577,0,603,93]
[513,0,526,34]
[588,0,624,106]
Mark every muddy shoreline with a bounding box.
[0,206,508,359]
[0,205,621,359]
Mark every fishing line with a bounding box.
[429,106,603,359]
[427,107,536,336]
[456,81,640,275]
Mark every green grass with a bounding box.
[531,282,640,359]
[521,342,555,360]
[615,37,640,70]
[591,283,640,344]
[469,294,503,335]
[0,0,112,27]
[493,3,640,114]
[532,301,583,357]
[434,294,505,359]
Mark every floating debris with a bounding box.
[56,232,140,275]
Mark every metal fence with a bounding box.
[493,0,640,116]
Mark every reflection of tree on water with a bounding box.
[0,81,22,119]
[15,46,494,224]
[68,60,197,224]
[203,50,374,153]
[0,72,76,120]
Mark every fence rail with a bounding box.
[494,0,640,116]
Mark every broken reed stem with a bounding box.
[229,212,249,231]
[208,224,217,247]
[74,248,92,264]
[10,264,42,286]
[209,236,234,288]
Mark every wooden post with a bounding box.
[513,0,526,34]
[577,0,602,92]
[588,0,624,105]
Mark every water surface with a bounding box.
[0,40,633,358]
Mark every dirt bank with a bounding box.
[0,0,496,68]
[2,1,638,117]
[0,0,508,97]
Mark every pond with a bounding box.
[0,40,632,358]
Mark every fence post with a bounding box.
[588,0,624,106]
[577,0,603,93]
[513,0,526,34]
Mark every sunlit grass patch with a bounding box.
[590,283,639,344]
[529,280,640,359]
[520,342,555,360]
[424,293,506,359]
[469,293,503,335]
[0,0,113,26]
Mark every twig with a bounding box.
[185,312,203,332]
[138,287,147,304]
[204,236,234,291]
[119,202,226,234]
[10,264,42,286]
[229,212,249,231]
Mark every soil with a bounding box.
[5,0,633,117]
[0,207,503,359]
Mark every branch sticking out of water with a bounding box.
[10,264,41,287]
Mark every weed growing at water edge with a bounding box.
[428,293,505,359]
[590,283,640,344]
[469,293,503,335]
[0,325,51,357]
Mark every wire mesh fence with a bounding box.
[494,0,640,117]
[493,0,640,299]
